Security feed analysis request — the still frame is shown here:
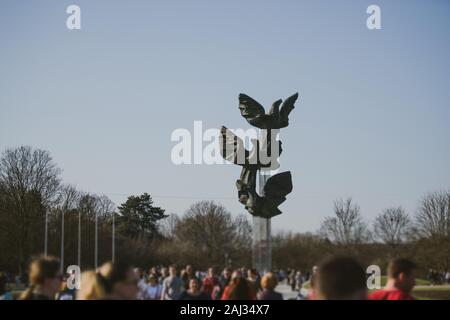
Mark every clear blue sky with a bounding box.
[1,0,449,233]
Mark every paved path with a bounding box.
[277,283,309,300]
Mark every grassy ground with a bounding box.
[412,286,450,300]
[378,276,450,299]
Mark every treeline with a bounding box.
[273,195,450,277]
[0,146,252,273]
[0,146,449,277]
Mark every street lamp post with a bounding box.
[112,211,115,263]
[60,209,65,273]
[77,210,81,269]
[95,209,98,269]
[44,209,49,257]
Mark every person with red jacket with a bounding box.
[369,258,416,300]
[221,271,256,300]
[202,267,218,298]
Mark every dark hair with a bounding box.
[97,261,132,294]
[388,259,416,278]
[316,255,366,300]
[19,255,60,300]
[189,277,200,286]
[248,268,257,275]
[227,277,252,300]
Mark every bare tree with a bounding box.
[97,195,116,220]
[0,146,62,272]
[414,191,450,270]
[0,146,61,206]
[77,193,100,220]
[158,213,180,239]
[319,198,370,246]
[234,214,252,247]
[174,201,251,267]
[272,231,329,270]
[56,185,80,212]
[373,207,411,245]
[415,191,450,238]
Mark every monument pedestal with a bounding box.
[252,216,272,274]
[252,171,272,274]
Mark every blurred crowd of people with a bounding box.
[427,269,450,285]
[0,254,431,300]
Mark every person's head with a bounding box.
[314,256,367,300]
[186,265,193,275]
[208,267,215,277]
[261,272,278,291]
[387,258,416,294]
[98,261,138,300]
[247,268,257,279]
[149,267,159,276]
[228,272,250,300]
[161,267,169,278]
[20,255,62,300]
[148,274,157,286]
[231,270,242,280]
[223,267,232,279]
[188,278,200,293]
[77,271,106,300]
[169,264,177,277]
[133,268,143,279]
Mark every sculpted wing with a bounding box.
[259,171,293,218]
[279,93,298,128]
[219,126,250,165]
[238,93,267,128]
